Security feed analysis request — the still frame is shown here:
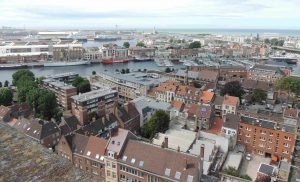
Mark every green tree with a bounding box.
[188,41,201,49]
[223,167,252,181]
[193,81,202,88]
[4,80,9,87]
[72,76,91,94]
[276,76,300,96]
[165,67,171,73]
[125,68,130,73]
[88,111,99,122]
[264,38,270,44]
[17,77,38,103]
[0,82,2,87]
[92,71,96,75]
[141,109,170,139]
[136,41,146,47]
[12,69,35,86]
[36,76,45,85]
[221,81,245,99]
[123,42,130,48]
[143,69,147,72]
[53,107,63,125]
[121,69,126,74]
[252,89,267,103]
[0,88,13,106]
[36,89,58,120]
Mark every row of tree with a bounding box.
[12,70,62,122]
[264,38,284,46]
[0,80,9,87]
[122,40,201,49]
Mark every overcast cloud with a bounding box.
[0,0,299,29]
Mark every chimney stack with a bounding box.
[164,136,168,148]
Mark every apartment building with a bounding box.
[186,103,214,130]
[248,65,285,83]
[42,79,77,110]
[237,115,296,162]
[128,47,155,57]
[71,88,118,125]
[89,72,167,101]
[283,108,299,126]
[101,46,128,59]
[42,72,79,110]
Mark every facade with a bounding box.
[237,115,296,162]
[0,42,84,63]
[101,46,128,59]
[128,47,155,57]
[248,65,285,83]
[42,79,77,110]
[154,80,177,103]
[222,95,240,117]
[283,108,299,126]
[71,88,118,125]
[89,72,167,101]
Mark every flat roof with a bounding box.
[98,72,168,86]
[131,96,172,111]
[71,88,117,102]
[43,79,76,90]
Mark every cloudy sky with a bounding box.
[0,0,300,29]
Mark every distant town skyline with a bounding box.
[1,0,300,29]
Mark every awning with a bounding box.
[271,155,278,162]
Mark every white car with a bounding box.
[245,153,252,161]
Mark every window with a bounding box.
[268,139,272,143]
[107,170,111,177]
[283,150,289,154]
[92,161,98,167]
[238,131,242,135]
[258,150,264,155]
[246,127,251,131]
[267,146,272,150]
[245,140,250,144]
[112,172,116,178]
[112,162,116,168]
[246,134,251,138]
[284,136,291,141]
[283,143,290,147]
[260,130,266,134]
[260,137,266,141]
[106,161,110,167]
[269,132,274,136]
[259,143,264,148]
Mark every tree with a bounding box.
[36,76,45,85]
[121,69,126,74]
[16,77,38,103]
[143,69,147,72]
[53,107,63,125]
[136,41,146,47]
[193,81,202,88]
[221,81,245,99]
[12,69,35,86]
[165,67,172,73]
[223,166,252,181]
[88,111,99,122]
[0,88,13,106]
[125,68,130,73]
[188,41,201,49]
[141,109,170,139]
[276,76,300,96]
[72,76,91,94]
[252,89,267,103]
[264,38,270,44]
[4,80,9,87]
[0,82,2,87]
[36,89,58,120]
[123,42,130,48]
[92,71,96,75]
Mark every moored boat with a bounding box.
[101,58,130,64]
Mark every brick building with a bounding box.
[71,88,118,125]
[237,115,296,162]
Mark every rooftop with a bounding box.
[71,88,117,102]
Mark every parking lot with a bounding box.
[240,155,271,180]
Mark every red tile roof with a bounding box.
[223,95,239,106]
[83,136,108,160]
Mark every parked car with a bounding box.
[245,153,252,161]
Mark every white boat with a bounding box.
[44,60,90,67]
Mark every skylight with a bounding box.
[175,171,181,180]
[131,158,136,164]
[187,175,194,182]
[87,151,91,156]
[139,161,144,167]
[165,168,171,176]
[122,155,127,161]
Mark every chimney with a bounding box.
[164,137,168,148]
[198,144,205,179]
[177,146,180,152]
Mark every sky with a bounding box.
[0,0,300,30]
